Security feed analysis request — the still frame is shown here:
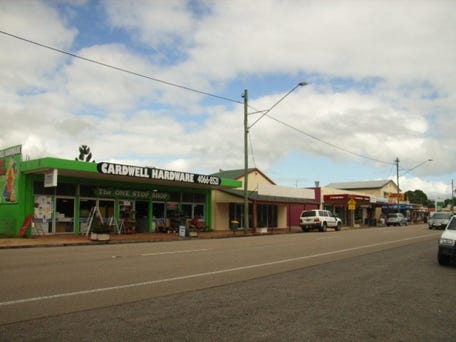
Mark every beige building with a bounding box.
[326,180,400,201]
[324,180,401,226]
[211,168,318,231]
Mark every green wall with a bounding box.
[0,156,241,237]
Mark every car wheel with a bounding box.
[301,226,308,232]
[320,222,327,232]
[438,253,450,266]
[335,222,341,231]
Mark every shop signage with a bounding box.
[348,199,356,210]
[0,145,22,204]
[388,193,405,201]
[324,194,370,202]
[167,202,178,210]
[0,145,22,158]
[95,187,170,201]
[97,162,221,186]
[44,169,58,188]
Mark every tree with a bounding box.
[405,189,428,205]
[444,198,456,208]
[75,145,94,162]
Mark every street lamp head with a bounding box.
[298,82,308,87]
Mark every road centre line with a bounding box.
[316,236,342,241]
[141,249,209,257]
[0,233,436,307]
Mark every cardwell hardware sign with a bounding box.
[97,162,221,186]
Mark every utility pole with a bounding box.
[396,157,400,214]
[243,89,249,234]
[242,82,307,234]
[452,179,455,212]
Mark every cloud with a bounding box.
[175,1,455,84]
[102,0,195,48]
[0,1,77,89]
[0,0,455,199]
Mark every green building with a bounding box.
[0,145,241,237]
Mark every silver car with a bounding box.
[386,213,407,226]
[429,212,454,230]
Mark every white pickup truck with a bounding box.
[300,209,342,232]
[438,215,456,266]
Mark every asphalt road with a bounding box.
[1,225,454,341]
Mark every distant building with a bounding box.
[324,180,425,225]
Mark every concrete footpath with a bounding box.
[0,227,305,249]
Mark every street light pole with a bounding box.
[243,89,249,234]
[451,179,454,212]
[242,83,307,234]
[396,157,400,214]
[395,157,432,214]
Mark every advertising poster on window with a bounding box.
[34,195,53,221]
[0,145,22,204]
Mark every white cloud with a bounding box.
[102,0,194,48]
[400,176,452,201]
[177,0,455,85]
[0,0,455,200]
[0,1,76,89]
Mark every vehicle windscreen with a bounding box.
[301,211,316,217]
[447,217,456,230]
[433,213,452,219]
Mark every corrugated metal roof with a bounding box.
[325,179,394,189]
[212,168,276,185]
[211,168,252,180]
[220,189,317,204]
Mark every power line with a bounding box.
[0,30,242,105]
[248,133,257,168]
[265,113,394,165]
[0,30,401,168]
[246,90,394,166]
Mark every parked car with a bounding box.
[386,213,407,226]
[429,212,453,230]
[438,215,456,266]
[300,209,342,232]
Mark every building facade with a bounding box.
[324,180,426,225]
[0,145,241,236]
[211,168,319,231]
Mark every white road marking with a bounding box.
[141,248,209,257]
[316,236,342,241]
[0,233,436,307]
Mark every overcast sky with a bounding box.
[0,0,455,200]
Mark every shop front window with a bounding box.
[153,202,165,219]
[152,202,166,230]
[98,200,114,220]
[80,199,96,219]
[135,200,149,233]
[354,207,363,224]
[55,197,74,233]
[120,200,136,234]
[79,198,96,234]
[230,203,250,228]
[181,203,193,219]
[257,204,277,227]
[193,204,205,219]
